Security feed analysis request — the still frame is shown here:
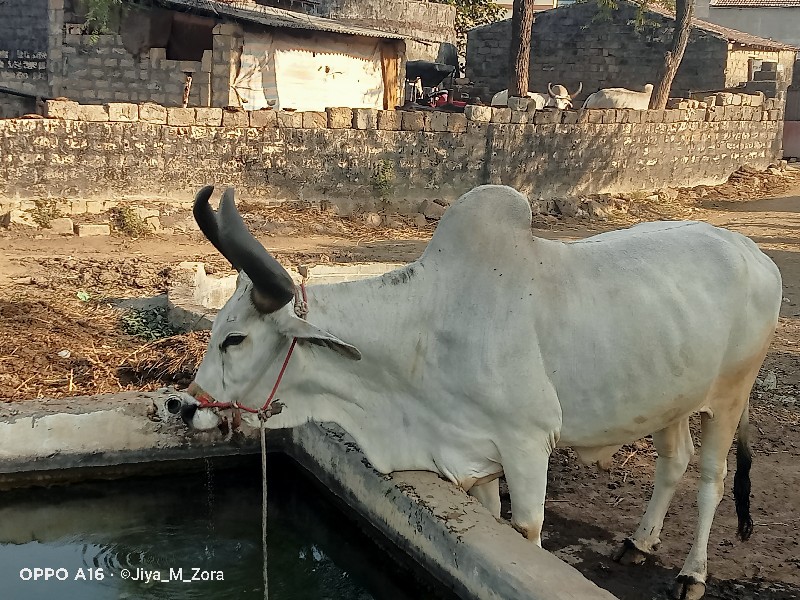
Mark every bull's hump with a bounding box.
[421,185,534,262]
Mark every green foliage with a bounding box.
[110,206,150,238]
[432,0,506,51]
[587,0,676,31]
[83,0,123,41]
[371,160,396,200]
[29,199,62,229]
[120,306,179,341]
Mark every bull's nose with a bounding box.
[180,403,198,425]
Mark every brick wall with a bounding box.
[51,1,234,106]
[467,1,789,100]
[466,20,512,99]
[0,0,50,97]
[0,98,783,214]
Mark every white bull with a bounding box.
[583,83,655,110]
[176,185,781,600]
[491,82,582,110]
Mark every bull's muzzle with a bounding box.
[166,394,199,425]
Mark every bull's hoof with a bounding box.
[671,575,706,600]
[611,538,650,566]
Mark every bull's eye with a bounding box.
[221,333,247,351]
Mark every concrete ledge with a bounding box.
[287,422,616,600]
[0,393,616,599]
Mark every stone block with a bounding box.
[510,110,530,124]
[327,107,353,129]
[43,99,81,119]
[587,110,603,124]
[561,110,579,124]
[80,104,109,121]
[86,200,104,214]
[507,96,531,112]
[534,110,560,124]
[464,104,492,122]
[139,103,167,124]
[768,109,780,121]
[45,217,74,235]
[377,110,401,131]
[76,223,111,237]
[167,107,194,126]
[645,109,665,123]
[107,103,138,122]
[69,199,87,215]
[705,107,719,122]
[246,109,275,128]
[748,93,764,107]
[716,92,734,106]
[301,111,326,129]
[401,111,425,131]
[195,107,223,126]
[663,109,681,123]
[429,111,449,132]
[352,108,377,130]
[145,216,161,232]
[490,107,511,123]
[1,210,36,228]
[276,111,303,128]
[222,108,248,127]
[600,109,617,124]
[447,113,467,133]
[419,200,446,220]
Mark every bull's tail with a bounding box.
[733,401,754,541]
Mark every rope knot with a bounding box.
[293,299,309,319]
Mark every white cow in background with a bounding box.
[583,83,655,109]
[172,184,781,600]
[491,82,583,110]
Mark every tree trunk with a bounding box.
[509,0,536,97]
[650,0,695,109]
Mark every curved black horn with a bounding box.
[570,82,583,99]
[193,185,240,270]
[548,82,556,98]
[217,188,295,313]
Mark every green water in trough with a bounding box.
[0,456,451,600]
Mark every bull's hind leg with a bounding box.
[613,418,694,565]
[673,402,750,600]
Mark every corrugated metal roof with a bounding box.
[648,3,799,50]
[711,0,800,7]
[158,0,408,40]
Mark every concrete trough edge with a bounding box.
[0,393,617,600]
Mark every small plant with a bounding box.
[30,199,62,229]
[83,0,124,42]
[371,160,396,200]
[77,290,91,302]
[121,307,179,341]
[110,206,150,237]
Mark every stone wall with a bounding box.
[0,97,784,215]
[51,1,235,106]
[466,1,792,100]
[0,0,50,97]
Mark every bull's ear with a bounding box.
[278,315,362,361]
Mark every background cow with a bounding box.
[582,83,654,110]
[491,82,582,110]
[174,184,781,600]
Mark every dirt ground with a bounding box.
[1,168,799,599]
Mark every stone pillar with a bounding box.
[211,22,242,107]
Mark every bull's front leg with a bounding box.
[500,428,559,546]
